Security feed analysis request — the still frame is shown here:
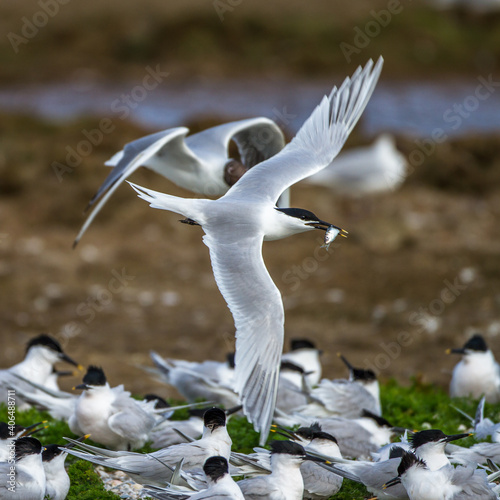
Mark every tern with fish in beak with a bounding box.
[128,58,383,444]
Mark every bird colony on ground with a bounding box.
[2,59,500,499]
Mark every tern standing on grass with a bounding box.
[129,58,384,444]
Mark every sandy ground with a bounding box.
[0,111,499,400]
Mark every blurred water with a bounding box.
[1,78,500,137]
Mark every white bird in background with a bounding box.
[128,58,384,444]
[281,338,323,387]
[448,334,500,403]
[305,134,407,196]
[74,117,286,246]
[69,365,162,450]
[0,334,81,410]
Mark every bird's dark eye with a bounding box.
[301,216,308,220]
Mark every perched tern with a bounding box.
[144,456,245,499]
[281,339,323,387]
[300,354,381,419]
[129,58,384,443]
[149,351,240,409]
[0,334,80,410]
[74,117,286,246]
[448,334,500,403]
[0,437,45,500]
[237,440,330,500]
[65,407,232,486]
[315,429,470,499]
[42,444,71,500]
[384,450,497,500]
[305,134,407,196]
[69,365,162,450]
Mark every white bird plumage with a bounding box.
[74,117,286,245]
[127,58,384,443]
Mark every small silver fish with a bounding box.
[321,225,348,250]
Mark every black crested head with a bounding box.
[15,437,42,460]
[270,440,306,457]
[189,407,210,418]
[311,431,338,444]
[410,429,447,449]
[310,422,322,433]
[203,456,228,482]
[275,207,322,223]
[143,394,170,409]
[226,352,235,368]
[388,446,405,459]
[203,408,226,430]
[464,334,488,352]
[290,338,316,350]
[26,334,63,354]
[280,361,306,374]
[351,367,377,382]
[295,426,316,441]
[361,410,393,428]
[42,444,64,462]
[82,366,107,386]
[397,450,426,476]
[0,422,24,439]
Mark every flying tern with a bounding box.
[74,117,286,246]
[128,58,384,443]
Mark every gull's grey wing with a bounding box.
[202,230,283,445]
[301,461,343,497]
[237,476,276,499]
[186,117,284,170]
[310,379,379,418]
[74,127,193,246]
[452,466,497,500]
[223,58,383,205]
[319,420,376,459]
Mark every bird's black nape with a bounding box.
[15,437,42,460]
[463,334,488,352]
[397,450,426,476]
[42,444,65,462]
[270,440,306,456]
[26,334,63,354]
[82,366,107,386]
[275,207,322,222]
[203,407,226,428]
[361,410,393,428]
[290,338,316,350]
[203,456,229,482]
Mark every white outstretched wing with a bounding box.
[74,127,193,246]
[202,230,283,445]
[224,57,384,205]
